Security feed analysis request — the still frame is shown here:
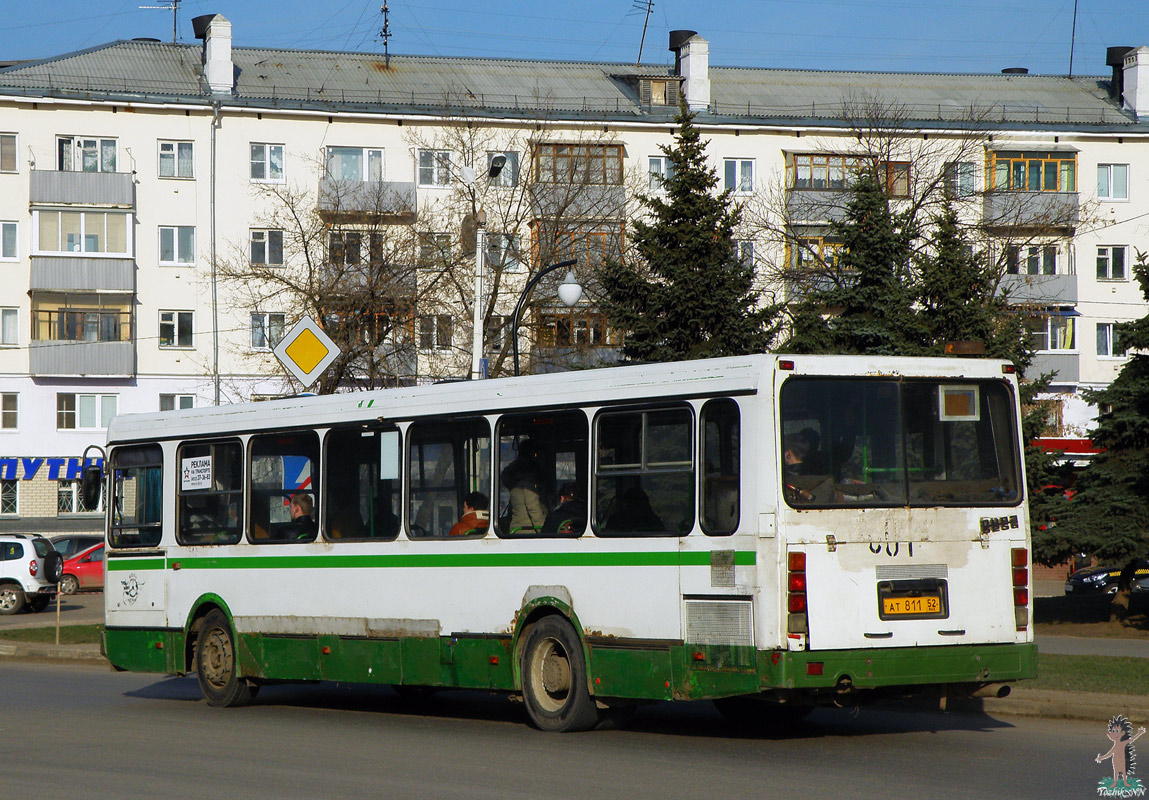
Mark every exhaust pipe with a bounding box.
[971,683,1011,699]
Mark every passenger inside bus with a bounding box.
[287,493,315,539]
[540,482,586,535]
[501,438,547,532]
[449,492,490,537]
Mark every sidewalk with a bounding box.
[0,638,104,665]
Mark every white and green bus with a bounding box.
[96,354,1035,731]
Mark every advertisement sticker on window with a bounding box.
[181,456,212,491]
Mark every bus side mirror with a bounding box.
[81,464,103,510]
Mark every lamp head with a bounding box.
[488,154,507,179]
[557,270,583,307]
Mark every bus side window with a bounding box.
[496,410,589,538]
[108,444,163,548]
[176,440,243,546]
[249,432,320,544]
[407,418,490,539]
[324,427,401,542]
[594,407,694,537]
[701,399,740,535]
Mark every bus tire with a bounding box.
[0,583,25,615]
[520,616,599,732]
[196,609,254,707]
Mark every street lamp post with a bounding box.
[510,258,581,377]
[465,154,506,381]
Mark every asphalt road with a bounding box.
[1,661,1116,800]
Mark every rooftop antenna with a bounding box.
[139,0,180,44]
[380,3,392,68]
[1068,0,1079,77]
[633,0,654,65]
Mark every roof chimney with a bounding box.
[669,31,709,112]
[1123,46,1149,118]
[1107,46,1134,101]
[192,14,234,95]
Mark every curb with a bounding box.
[0,639,106,665]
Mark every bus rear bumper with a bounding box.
[762,641,1038,692]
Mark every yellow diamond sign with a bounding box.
[272,316,341,389]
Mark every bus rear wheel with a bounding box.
[196,610,255,707]
[520,616,599,732]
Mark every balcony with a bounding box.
[30,170,135,207]
[999,273,1077,305]
[318,179,416,220]
[982,191,1079,231]
[784,190,850,224]
[30,257,135,292]
[30,340,135,377]
[528,183,626,219]
[1029,352,1079,384]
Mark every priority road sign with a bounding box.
[272,316,341,389]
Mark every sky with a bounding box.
[2,0,1148,77]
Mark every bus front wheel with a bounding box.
[520,616,599,732]
[196,610,256,707]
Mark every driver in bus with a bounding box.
[782,436,815,504]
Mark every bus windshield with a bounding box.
[780,378,1020,508]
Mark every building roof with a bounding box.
[0,38,1138,131]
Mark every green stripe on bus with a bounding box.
[107,550,755,571]
[106,558,166,571]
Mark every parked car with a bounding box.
[0,533,62,614]
[49,534,104,560]
[1065,566,1120,595]
[59,542,105,595]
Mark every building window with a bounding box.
[0,480,16,514]
[944,161,977,197]
[329,231,363,266]
[538,308,618,348]
[1006,244,1059,276]
[724,159,754,193]
[489,151,519,187]
[534,144,623,185]
[250,143,285,182]
[789,154,858,190]
[159,310,193,348]
[57,136,116,172]
[988,151,1076,192]
[160,394,194,411]
[58,479,101,514]
[1096,322,1125,358]
[1,221,16,260]
[791,236,845,271]
[39,306,130,343]
[250,229,284,266]
[0,133,15,173]
[735,240,754,267]
[419,233,451,268]
[1097,164,1128,201]
[885,162,911,197]
[158,226,195,265]
[251,313,285,350]
[57,393,117,430]
[648,156,674,191]
[326,147,383,181]
[485,233,521,272]
[1027,312,1076,352]
[1097,246,1128,281]
[418,314,452,350]
[544,222,625,269]
[1,393,16,429]
[34,210,130,255]
[1,308,16,346]
[485,314,509,353]
[158,140,194,179]
[418,149,452,186]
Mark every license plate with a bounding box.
[882,595,942,616]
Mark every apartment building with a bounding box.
[0,15,1146,536]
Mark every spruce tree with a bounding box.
[597,102,781,362]
[1053,252,1149,565]
[783,170,925,355]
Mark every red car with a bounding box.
[60,542,104,594]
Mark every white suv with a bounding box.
[0,534,63,614]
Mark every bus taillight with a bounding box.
[787,551,807,635]
[1011,547,1029,631]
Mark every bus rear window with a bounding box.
[780,378,1019,508]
